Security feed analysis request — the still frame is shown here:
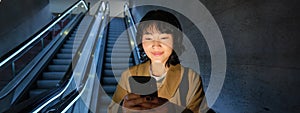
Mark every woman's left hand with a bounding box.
[139,97,169,113]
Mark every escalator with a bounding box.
[3,13,93,112]
[98,17,135,112]
[29,25,82,98]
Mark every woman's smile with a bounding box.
[151,51,164,56]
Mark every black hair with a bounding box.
[136,10,185,67]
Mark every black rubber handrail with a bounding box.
[124,3,141,64]
[2,10,88,113]
[31,12,92,113]
[44,1,109,112]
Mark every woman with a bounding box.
[108,10,210,113]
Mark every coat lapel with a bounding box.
[129,61,151,76]
[158,64,183,99]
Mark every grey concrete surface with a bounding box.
[205,0,300,112]
[0,0,52,58]
[0,0,299,112]
[129,0,300,112]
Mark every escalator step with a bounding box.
[106,53,130,58]
[71,33,85,36]
[104,70,123,77]
[63,44,79,49]
[106,48,131,53]
[104,63,133,69]
[48,65,69,72]
[108,34,128,38]
[43,72,65,80]
[69,37,83,41]
[60,48,77,53]
[102,77,118,85]
[105,58,133,63]
[107,44,129,48]
[56,53,73,59]
[52,59,72,65]
[107,41,128,44]
[37,80,60,89]
[107,37,128,41]
[29,89,48,98]
[102,85,116,94]
[66,40,81,44]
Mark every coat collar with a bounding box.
[129,61,183,99]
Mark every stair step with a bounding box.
[106,53,130,58]
[56,53,73,59]
[108,34,128,38]
[102,77,118,85]
[103,70,123,77]
[104,63,133,69]
[107,37,128,41]
[68,38,83,41]
[102,85,116,94]
[52,59,72,65]
[105,58,133,63]
[60,48,77,53]
[107,45,130,49]
[29,89,48,98]
[37,80,60,89]
[63,44,79,49]
[107,41,128,44]
[106,48,131,53]
[48,65,69,72]
[66,40,81,44]
[43,72,65,80]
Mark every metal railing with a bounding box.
[0,0,88,99]
[34,1,109,112]
[61,2,109,112]
[124,3,141,65]
[0,0,88,112]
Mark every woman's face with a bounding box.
[142,25,173,65]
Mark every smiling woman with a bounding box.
[108,10,212,113]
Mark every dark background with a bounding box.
[0,0,299,112]
[129,0,300,112]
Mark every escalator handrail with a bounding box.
[30,12,87,112]
[124,3,141,64]
[0,0,88,68]
[33,1,108,112]
[0,0,88,100]
[61,2,110,112]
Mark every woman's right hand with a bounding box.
[122,93,169,113]
[122,93,146,111]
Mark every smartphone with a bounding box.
[128,76,158,97]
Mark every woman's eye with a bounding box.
[161,37,169,40]
[144,37,152,40]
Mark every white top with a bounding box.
[150,70,167,81]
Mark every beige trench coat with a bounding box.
[107,61,209,113]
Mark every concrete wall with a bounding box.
[129,0,300,112]
[0,0,52,58]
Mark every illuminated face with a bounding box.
[142,25,173,65]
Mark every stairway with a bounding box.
[98,17,134,112]
[29,26,84,98]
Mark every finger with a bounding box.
[147,97,168,105]
[139,102,155,109]
[124,98,146,108]
[125,93,141,101]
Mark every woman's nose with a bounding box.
[152,40,161,48]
